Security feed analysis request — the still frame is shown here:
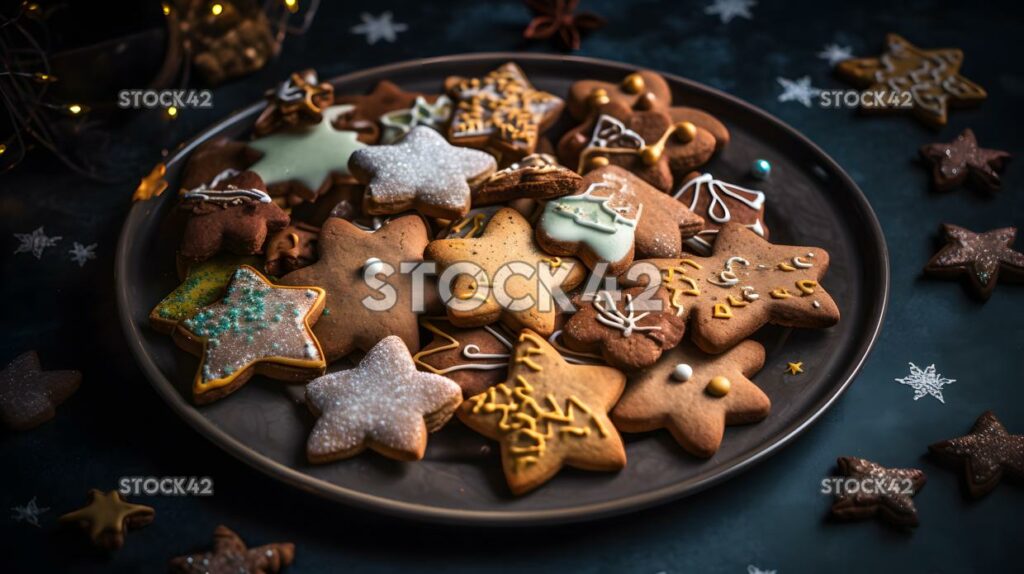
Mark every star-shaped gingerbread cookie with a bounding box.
[59,490,154,550]
[253,68,334,137]
[924,224,1024,300]
[305,336,463,462]
[459,330,626,494]
[412,317,515,397]
[629,222,840,353]
[445,62,564,161]
[836,33,986,127]
[612,340,769,456]
[829,457,926,528]
[919,129,1010,193]
[279,215,429,362]
[173,266,327,404]
[169,525,294,574]
[0,350,81,431]
[425,208,587,336]
[348,126,497,220]
[150,254,262,334]
[929,411,1024,498]
[558,101,716,192]
[336,80,447,144]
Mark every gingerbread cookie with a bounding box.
[247,104,367,202]
[612,340,769,456]
[179,139,260,193]
[626,222,840,353]
[473,153,582,206]
[150,254,262,334]
[253,69,334,137]
[459,330,626,494]
[836,33,986,127]
[929,411,1024,498]
[349,126,497,220]
[674,172,768,255]
[558,101,716,192]
[919,129,1010,193]
[829,457,926,528]
[177,172,289,264]
[264,222,319,276]
[445,62,564,161]
[0,350,81,431]
[279,215,428,362]
[924,224,1024,300]
[413,317,515,397]
[170,525,294,574]
[335,80,448,144]
[59,490,154,550]
[562,287,686,371]
[173,266,326,404]
[568,70,673,119]
[425,208,587,336]
[306,336,463,462]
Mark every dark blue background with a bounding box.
[2,1,1022,572]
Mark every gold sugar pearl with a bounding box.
[706,376,731,397]
[622,73,646,94]
[588,88,611,108]
[640,146,661,165]
[586,155,610,169]
[674,121,697,143]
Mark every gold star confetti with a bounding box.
[787,362,804,375]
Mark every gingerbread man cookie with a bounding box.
[173,266,326,404]
[674,172,768,255]
[349,126,497,220]
[612,340,769,457]
[459,330,626,494]
[305,336,463,462]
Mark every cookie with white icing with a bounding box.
[305,336,462,462]
[674,172,768,256]
[412,317,515,397]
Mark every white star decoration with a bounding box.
[13,227,61,259]
[350,12,408,45]
[11,497,48,527]
[818,43,854,66]
[68,242,97,267]
[748,566,777,574]
[777,76,822,107]
[705,0,756,23]
[896,362,955,403]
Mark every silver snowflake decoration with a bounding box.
[748,566,777,574]
[11,497,49,527]
[68,242,97,267]
[895,362,955,403]
[13,227,61,259]
[777,76,822,107]
[818,43,853,66]
[705,0,756,24]
[350,11,408,45]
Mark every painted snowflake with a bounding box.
[818,43,853,66]
[351,12,408,45]
[13,227,61,259]
[68,242,97,267]
[777,76,821,107]
[11,497,48,527]
[895,362,954,403]
[705,0,756,24]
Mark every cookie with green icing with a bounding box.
[149,254,262,334]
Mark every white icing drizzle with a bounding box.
[426,325,514,374]
[593,291,661,337]
[587,114,645,150]
[181,168,271,204]
[672,173,766,224]
[547,330,604,365]
[708,256,750,287]
[552,175,642,234]
[792,255,814,269]
[275,70,318,102]
[742,285,760,301]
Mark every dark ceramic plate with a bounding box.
[116,53,888,525]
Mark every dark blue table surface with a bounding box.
[3,1,1023,572]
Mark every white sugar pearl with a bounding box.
[672,363,693,382]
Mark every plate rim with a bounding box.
[116,52,890,526]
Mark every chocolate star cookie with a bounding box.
[929,411,1024,498]
[253,68,334,137]
[412,317,515,397]
[459,330,626,494]
[425,208,587,336]
[558,101,716,192]
[612,340,769,456]
[829,457,926,528]
[177,171,290,264]
[169,525,294,574]
[349,126,497,220]
[173,266,327,404]
[59,490,154,550]
[836,33,986,127]
[924,224,1024,300]
[445,62,564,162]
[919,129,1010,193]
[473,153,582,206]
[0,351,81,431]
[279,215,429,362]
[562,287,686,371]
[306,336,463,462]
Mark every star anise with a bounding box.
[523,0,605,51]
